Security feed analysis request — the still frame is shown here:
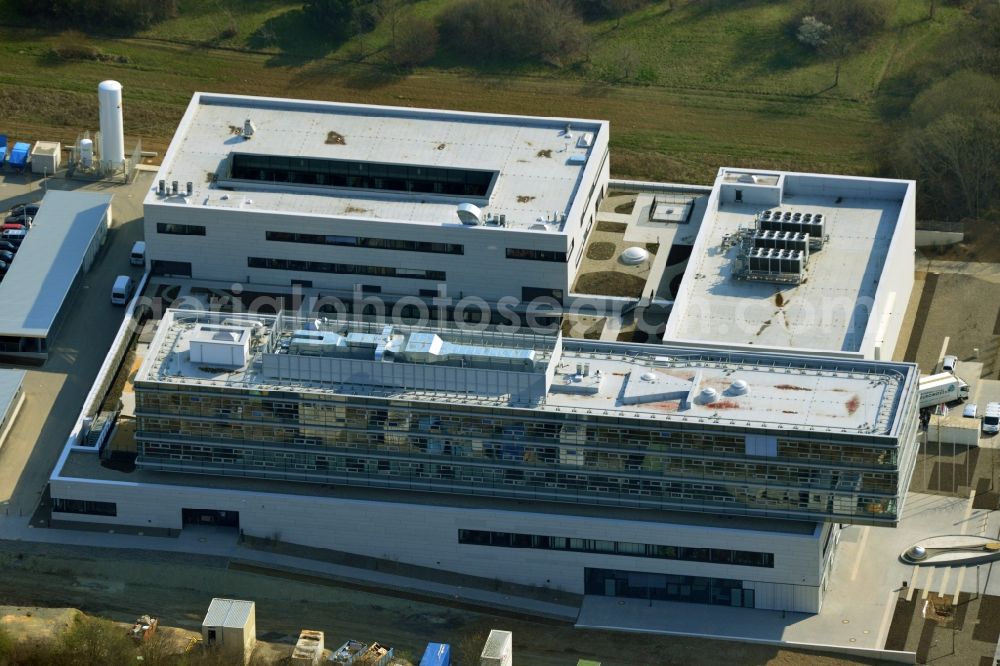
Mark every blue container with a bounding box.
[419,642,451,666]
[9,142,30,171]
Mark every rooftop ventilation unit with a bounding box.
[751,230,810,258]
[743,247,806,284]
[243,118,256,139]
[757,210,825,249]
[456,202,482,225]
[729,379,750,395]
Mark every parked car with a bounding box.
[964,403,978,419]
[0,251,15,264]
[942,355,958,373]
[2,229,27,246]
[8,203,39,218]
[0,241,19,254]
[3,214,30,226]
[0,261,10,274]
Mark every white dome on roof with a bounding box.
[621,246,649,265]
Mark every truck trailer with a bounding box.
[918,372,970,409]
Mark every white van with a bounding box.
[111,275,134,305]
[984,403,1000,435]
[129,240,146,266]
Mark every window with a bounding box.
[248,257,445,281]
[151,260,192,278]
[457,529,773,567]
[521,287,564,303]
[51,498,117,516]
[266,231,463,255]
[157,223,206,236]
[230,153,496,198]
[506,248,568,262]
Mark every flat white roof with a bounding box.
[665,168,914,353]
[148,92,606,233]
[0,191,110,338]
[139,310,917,438]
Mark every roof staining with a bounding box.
[139,310,917,438]
[148,93,605,232]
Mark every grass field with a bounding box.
[0,0,969,184]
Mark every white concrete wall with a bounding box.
[144,139,609,307]
[915,230,962,247]
[862,182,915,361]
[49,475,821,611]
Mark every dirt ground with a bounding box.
[0,541,883,666]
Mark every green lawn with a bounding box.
[0,0,972,184]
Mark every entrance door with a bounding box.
[604,579,616,597]
[182,508,239,528]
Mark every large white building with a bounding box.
[45,94,922,620]
[143,93,609,304]
[49,309,919,613]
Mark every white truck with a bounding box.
[984,402,1000,434]
[918,372,970,409]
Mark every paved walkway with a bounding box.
[918,259,1000,283]
[579,492,999,657]
[0,517,579,622]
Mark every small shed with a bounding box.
[202,598,256,665]
[31,141,61,174]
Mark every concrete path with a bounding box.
[578,491,999,657]
[918,259,1000,283]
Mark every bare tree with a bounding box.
[375,0,406,51]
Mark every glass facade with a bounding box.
[458,529,774,567]
[133,382,918,524]
[585,568,755,607]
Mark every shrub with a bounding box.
[438,0,586,66]
[389,17,439,67]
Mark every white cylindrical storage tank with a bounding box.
[98,80,125,168]
[80,138,94,168]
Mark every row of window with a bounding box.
[266,231,464,255]
[585,568,754,608]
[136,437,898,520]
[157,223,206,236]
[230,153,495,197]
[51,498,117,516]
[506,248,568,263]
[247,257,445,281]
[458,529,774,567]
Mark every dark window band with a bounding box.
[157,223,206,236]
[506,248,568,262]
[458,529,774,567]
[267,231,463,255]
[52,498,117,517]
[230,153,496,197]
[248,257,444,281]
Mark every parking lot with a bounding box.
[0,168,149,516]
